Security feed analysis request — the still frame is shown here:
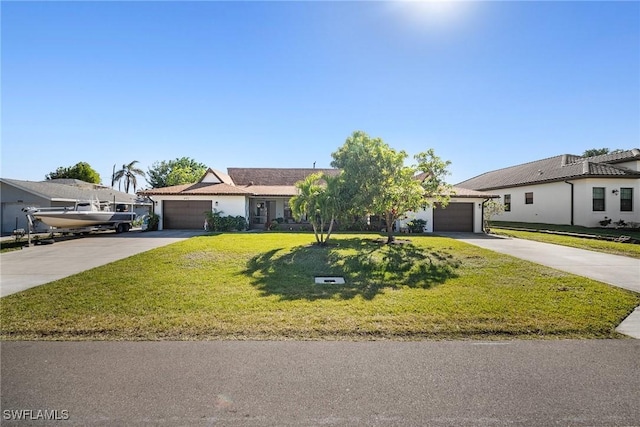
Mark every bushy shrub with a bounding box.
[145,213,160,231]
[407,219,427,233]
[205,210,247,231]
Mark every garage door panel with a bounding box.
[433,203,474,232]
[163,201,211,229]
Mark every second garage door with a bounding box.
[433,202,474,232]
[163,200,212,229]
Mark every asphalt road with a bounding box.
[2,340,639,426]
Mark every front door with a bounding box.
[266,201,275,225]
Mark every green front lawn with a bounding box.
[1,233,638,340]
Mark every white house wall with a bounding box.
[397,207,433,232]
[275,199,286,219]
[152,195,247,231]
[573,178,640,227]
[492,179,640,227]
[493,182,571,225]
[615,159,639,171]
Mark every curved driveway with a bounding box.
[0,230,205,297]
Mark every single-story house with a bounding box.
[139,168,498,233]
[0,178,150,234]
[455,149,640,228]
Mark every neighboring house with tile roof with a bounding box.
[140,168,498,233]
[456,149,640,227]
[0,178,148,234]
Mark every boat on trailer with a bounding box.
[24,199,137,233]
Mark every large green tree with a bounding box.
[112,160,146,193]
[147,157,208,188]
[331,131,451,244]
[45,162,101,184]
[582,148,610,157]
[289,172,344,246]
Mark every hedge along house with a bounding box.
[140,167,497,233]
[455,149,640,228]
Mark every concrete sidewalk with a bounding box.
[0,230,205,297]
[446,233,640,339]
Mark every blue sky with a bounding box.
[2,1,639,188]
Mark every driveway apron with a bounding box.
[445,232,640,338]
[0,230,205,297]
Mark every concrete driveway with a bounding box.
[0,230,205,297]
[444,232,640,338]
[445,232,639,293]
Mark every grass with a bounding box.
[492,221,640,239]
[491,222,640,258]
[1,233,638,341]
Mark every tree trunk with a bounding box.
[319,218,325,244]
[385,211,396,244]
[325,214,335,244]
[311,222,320,244]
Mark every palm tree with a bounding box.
[289,172,343,245]
[112,161,146,194]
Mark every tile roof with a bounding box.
[456,149,640,191]
[1,178,138,203]
[139,182,252,196]
[139,167,500,199]
[447,186,500,198]
[240,185,298,197]
[227,168,340,186]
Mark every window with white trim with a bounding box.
[592,187,605,211]
[620,188,633,212]
[525,192,533,205]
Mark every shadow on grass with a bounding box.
[244,238,460,300]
